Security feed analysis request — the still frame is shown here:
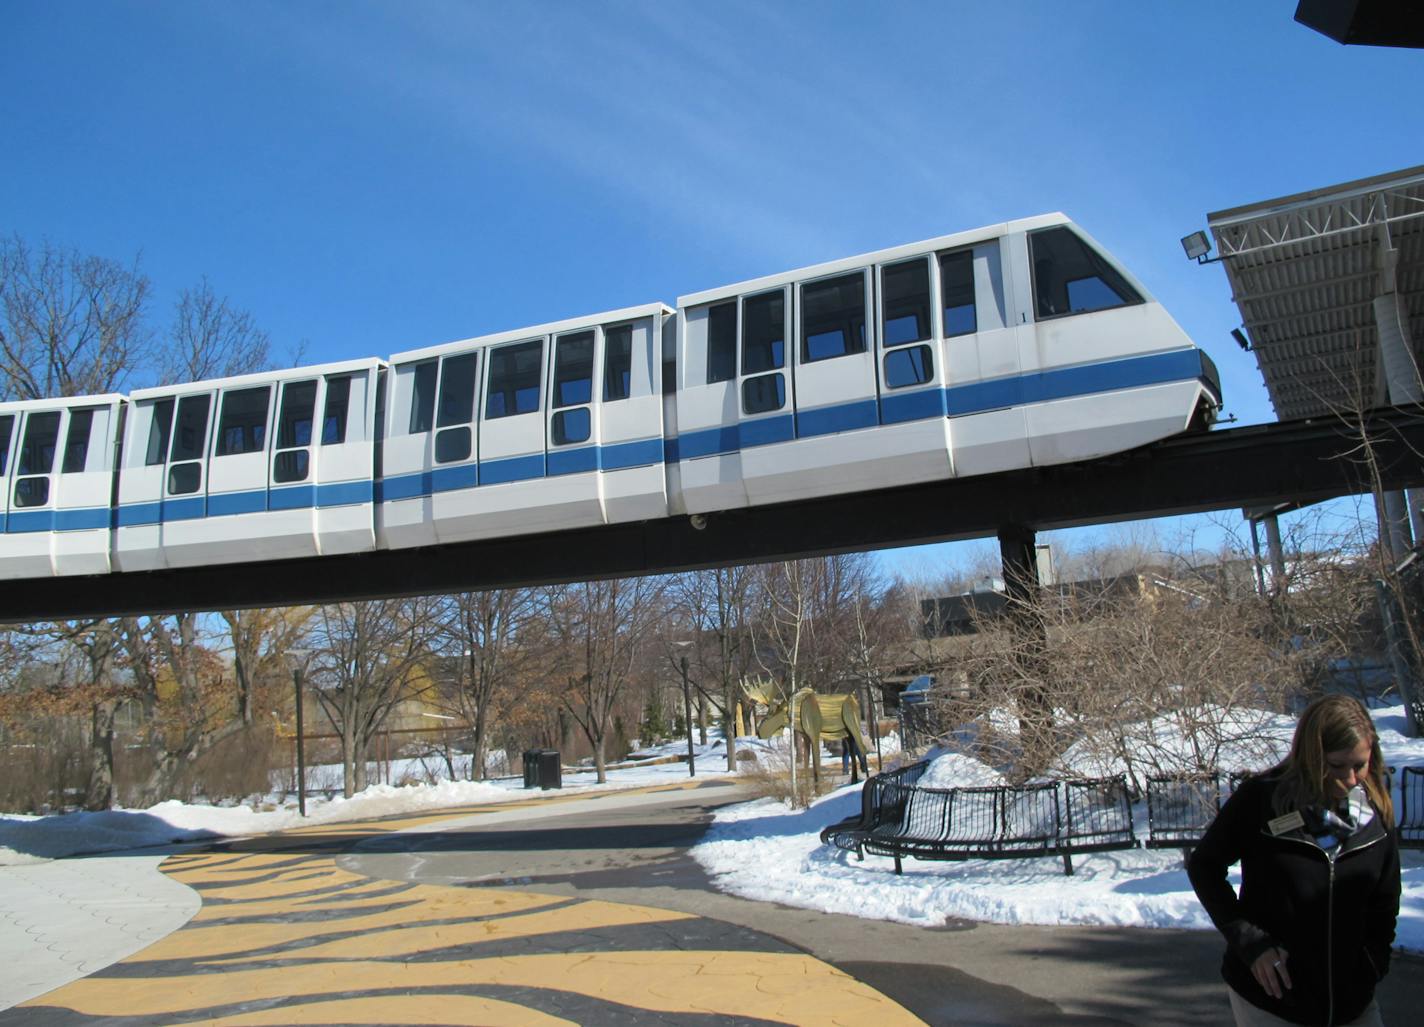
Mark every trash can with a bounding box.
[536,749,562,790]
[522,749,562,789]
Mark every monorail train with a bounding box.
[0,214,1221,581]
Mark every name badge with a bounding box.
[1268,811,1305,835]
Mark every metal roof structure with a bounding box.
[1208,165,1424,421]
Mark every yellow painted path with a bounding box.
[8,786,925,1026]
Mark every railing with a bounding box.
[823,762,1424,874]
[821,762,1135,876]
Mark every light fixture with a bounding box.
[1181,230,1213,262]
[1232,328,1251,352]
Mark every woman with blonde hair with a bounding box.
[1189,694,1400,1026]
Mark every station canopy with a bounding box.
[1207,165,1424,421]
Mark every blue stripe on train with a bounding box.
[37,349,1208,532]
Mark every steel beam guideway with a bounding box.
[4,406,1424,623]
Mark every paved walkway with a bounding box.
[0,784,923,1025]
[0,853,200,1009]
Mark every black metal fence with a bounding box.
[821,762,1136,875]
[823,762,1424,875]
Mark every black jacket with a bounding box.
[1187,774,1400,1026]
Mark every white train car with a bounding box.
[0,394,124,578]
[111,358,384,571]
[668,213,1218,514]
[0,214,1220,583]
[377,303,674,550]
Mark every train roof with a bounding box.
[676,212,1073,308]
[389,301,675,365]
[127,356,387,401]
[0,392,126,412]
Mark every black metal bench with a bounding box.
[1144,772,1221,850]
[1400,766,1424,849]
[820,762,1136,876]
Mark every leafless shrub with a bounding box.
[944,575,1329,791]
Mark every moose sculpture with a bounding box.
[743,680,871,785]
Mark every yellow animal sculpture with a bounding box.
[743,681,870,784]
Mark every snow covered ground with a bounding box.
[0,739,737,865]
[2,707,1420,953]
[688,703,1424,953]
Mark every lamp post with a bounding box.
[287,648,312,817]
[293,666,307,817]
[673,641,695,778]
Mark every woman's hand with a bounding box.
[1251,947,1292,1000]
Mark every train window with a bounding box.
[18,411,60,476]
[216,386,270,457]
[146,400,175,466]
[939,250,977,337]
[486,339,543,419]
[742,291,785,374]
[882,259,931,346]
[604,324,633,401]
[14,477,48,508]
[885,345,933,388]
[438,353,478,427]
[707,302,737,384]
[274,450,309,484]
[435,426,471,463]
[168,463,201,495]
[277,381,318,449]
[322,375,352,445]
[742,373,785,415]
[1030,226,1142,319]
[0,414,12,475]
[801,272,866,362]
[552,408,591,446]
[62,409,95,473]
[170,395,211,462]
[408,360,437,434]
[553,331,594,408]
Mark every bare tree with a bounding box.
[308,598,440,797]
[433,588,545,780]
[162,277,275,383]
[548,577,667,782]
[669,567,757,770]
[0,235,153,400]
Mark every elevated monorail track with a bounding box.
[5,406,1421,622]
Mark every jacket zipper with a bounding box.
[1263,826,1384,1027]
[1327,853,1335,1026]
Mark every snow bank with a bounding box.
[690,703,1424,952]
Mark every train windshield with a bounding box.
[1030,227,1142,320]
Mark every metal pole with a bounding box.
[293,667,307,817]
[680,655,696,777]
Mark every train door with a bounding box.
[732,287,794,505]
[426,348,484,543]
[2,406,62,578]
[674,298,745,515]
[546,328,597,480]
[940,237,1029,476]
[379,358,439,549]
[309,369,378,556]
[597,312,668,524]
[50,401,117,575]
[155,391,217,566]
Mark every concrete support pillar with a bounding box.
[1263,514,1287,593]
[1375,285,1421,557]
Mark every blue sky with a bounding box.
[3,2,1419,581]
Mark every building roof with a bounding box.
[1207,165,1424,421]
